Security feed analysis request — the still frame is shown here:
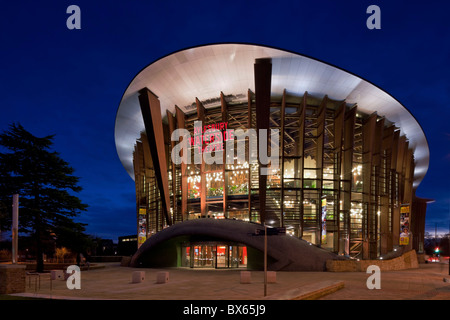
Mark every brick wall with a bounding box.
[0,264,26,294]
[326,250,419,272]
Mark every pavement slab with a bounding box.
[8,262,450,301]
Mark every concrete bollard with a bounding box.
[132,271,145,283]
[267,271,277,283]
[50,270,64,280]
[64,270,72,280]
[156,271,169,284]
[240,271,251,284]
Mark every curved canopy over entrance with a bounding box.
[131,219,346,271]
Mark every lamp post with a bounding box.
[264,224,267,297]
[12,194,19,264]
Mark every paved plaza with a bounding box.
[9,261,450,300]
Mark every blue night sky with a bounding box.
[0,0,449,240]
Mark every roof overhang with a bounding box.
[130,219,346,271]
[115,43,429,188]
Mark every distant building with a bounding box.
[117,235,137,256]
[115,44,431,270]
[94,239,116,256]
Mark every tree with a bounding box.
[0,123,88,271]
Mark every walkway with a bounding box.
[11,262,450,300]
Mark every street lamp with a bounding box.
[264,224,267,297]
[12,194,19,264]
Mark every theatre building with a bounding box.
[115,44,430,271]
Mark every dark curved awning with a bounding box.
[131,219,346,271]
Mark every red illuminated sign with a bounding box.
[190,122,233,153]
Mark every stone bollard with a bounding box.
[132,271,145,283]
[50,270,65,280]
[240,271,251,284]
[267,271,277,283]
[156,271,169,284]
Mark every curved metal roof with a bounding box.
[115,43,429,188]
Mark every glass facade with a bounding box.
[182,243,247,269]
[133,91,417,261]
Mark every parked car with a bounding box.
[427,256,440,263]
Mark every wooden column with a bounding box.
[138,88,172,226]
[403,147,414,206]
[167,110,177,223]
[133,141,143,210]
[298,92,307,238]
[133,140,145,237]
[248,89,253,221]
[196,97,207,218]
[141,134,156,229]
[317,95,327,245]
[411,196,432,253]
[402,144,413,251]
[333,102,345,253]
[372,117,384,258]
[280,89,286,227]
[362,113,377,259]
[392,134,406,246]
[390,130,400,250]
[175,106,188,221]
[380,125,395,255]
[342,106,356,256]
[254,58,272,225]
[220,92,228,218]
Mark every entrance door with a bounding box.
[193,245,215,268]
[229,246,247,268]
[230,246,239,268]
[185,243,247,268]
[216,245,228,268]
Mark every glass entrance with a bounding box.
[230,246,247,268]
[182,242,247,269]
[193,245,215,268]
[216,245,228,268]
